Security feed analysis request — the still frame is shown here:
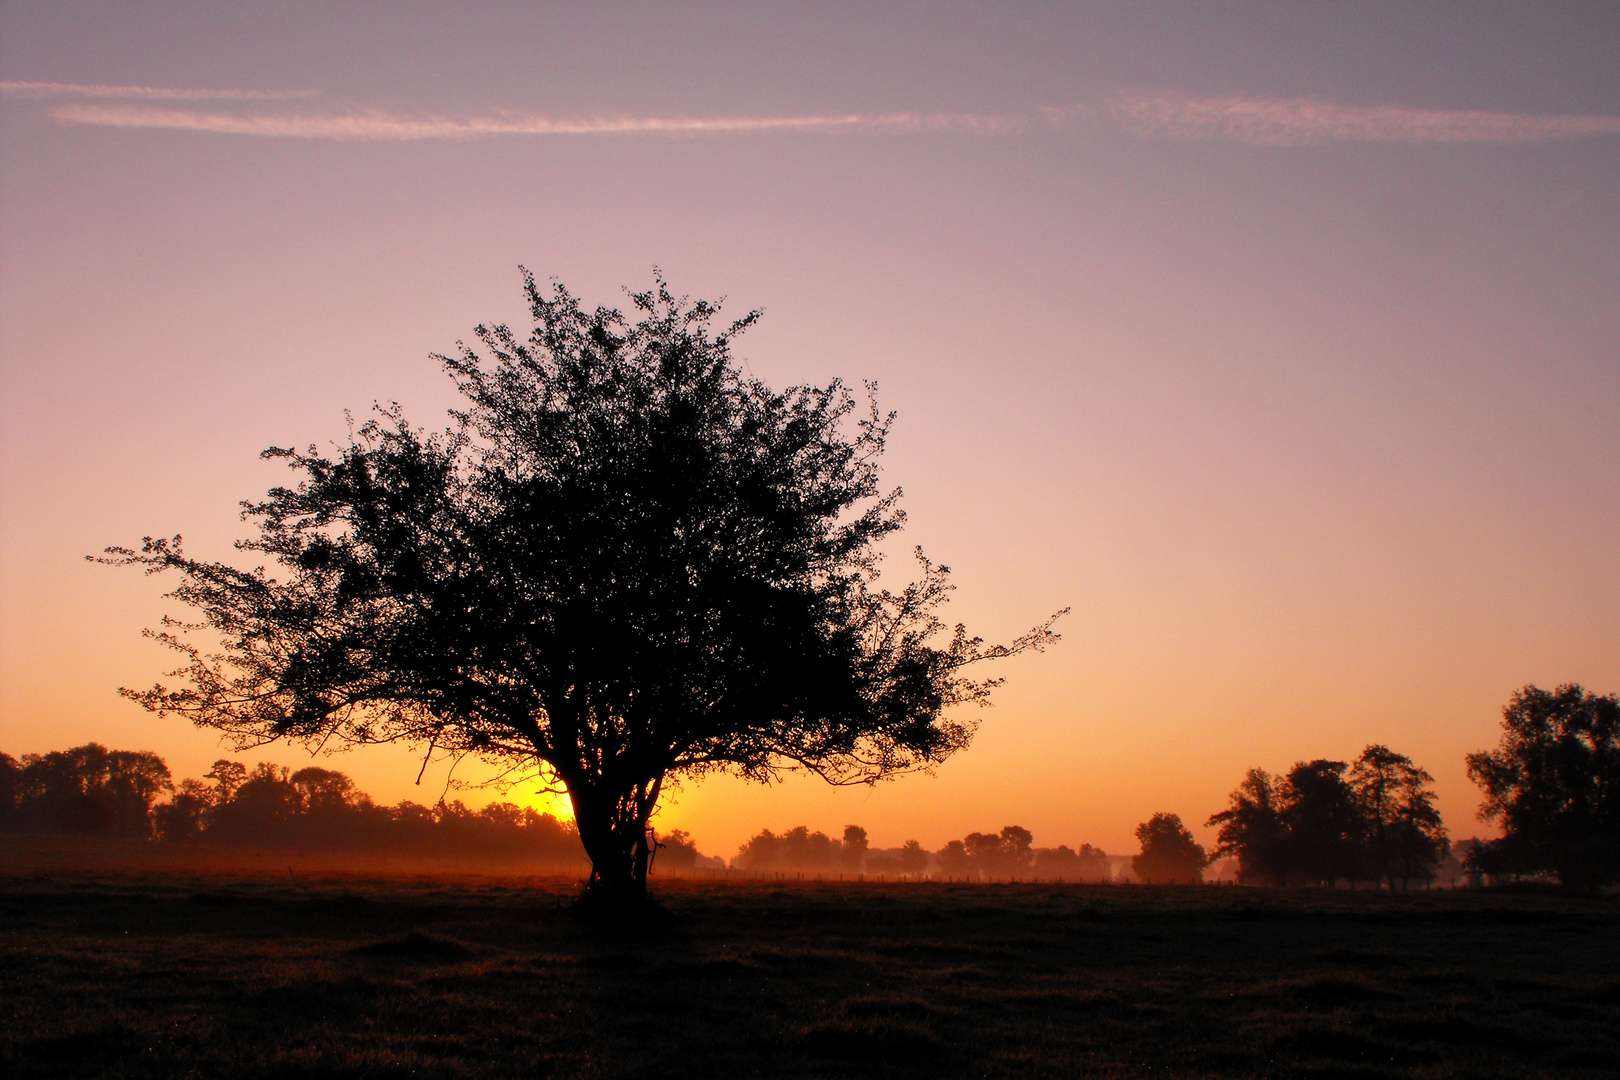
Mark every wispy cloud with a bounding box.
[1,80,318,101]
[12,81,1619,147]
[47,103,1021,140]
[1105,92,1620,145]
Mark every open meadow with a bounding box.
[2,860,1617,1079]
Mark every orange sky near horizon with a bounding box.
[2,3,1617,861]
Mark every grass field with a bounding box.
[2,864,1617,1078]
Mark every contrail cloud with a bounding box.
[1,80,318,101]
[1106,92,1620,145]
[13,82,1618,146]
[46,103,1021,140]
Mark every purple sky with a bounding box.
[2,2,1617,857]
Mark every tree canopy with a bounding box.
[1131,812,1206,884]
[1349,745,1446,890]
[101,272,1061,908]
[1467,684,1620,893]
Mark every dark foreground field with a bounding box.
[2,866,1617,1079]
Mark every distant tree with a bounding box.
[290,766,359,813]
[1348,744,1447,889]
[1077,842,1111,882]
[1278,760,1362,887]
[427,799,578,863]
[209,763,301,846]
[1131,813,1206,884]
[938,838,970,877]
[101,272,1062,912]
[732,824,842,873]
[1032,842,1111,882]
[1459,833,1537,886]
[153,778,215,842]
[392,800,438,839]
[841,824,869,870]
[1207,768,1289,885]
[734,828,782,872]
[962,831,1002,870]
[864,840,925,877]
[653,828,700,875]
[149,759,252,843]
[1466,684,1620,893]
[944,825,1037,879]
[777,825,839,871]
[896,839,928,875]
[14,744,172,837]
[204,760,247,802]
[0,752,18,831]
[998,825,1035,876]
[1430,846,1466,889]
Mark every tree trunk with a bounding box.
[564,772,664,917]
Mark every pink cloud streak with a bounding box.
[22,88,1619,147]
[1106,92,1620,145]
[47,103,1021,140]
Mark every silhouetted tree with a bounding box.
[1459,834,1536,885]
[1132,812,1206,884]
[153,759,248,843]
[734,824,846,873]
[938,839,970,877]
[153,778,214,842]
[1466,684,1620,893]
[205,760,247,801]
[101,273,1061,912]
[962,831,1003,872]
[0,752,18,831]
[866,837,930,876]
[1279,760,1362,887]
[1032,843,1111,882]
[945,825,1036,879]
[209,763,301,846]
[1207,768,1289,885]
[734,828,783,872]
[1349,744,1447,889]
[998,825,1035,876]
[1212,758,1410,888]
[779,825,838,870]
[291,766,358,812]
[841,824,870,870]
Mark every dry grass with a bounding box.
[2,864,1617,1078]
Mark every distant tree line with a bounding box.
[937,826,1112,882]
[8,684,1614,890]
[0,744,583,867]
[728,822,1112,882]
[733,825,872,874]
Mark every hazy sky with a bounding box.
[3,2,1617,858]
